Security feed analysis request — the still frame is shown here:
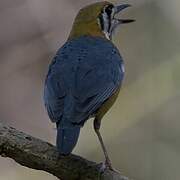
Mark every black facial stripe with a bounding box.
[99,13,104,31]
[108,16,111,33]
[105,4,114,16]
[105,5,114,33]
[99,4,114,37]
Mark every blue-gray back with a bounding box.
[44,36,124,127]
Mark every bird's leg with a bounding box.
[93,118,113,170]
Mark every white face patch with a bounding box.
[103,30,110,40]
[98,5,115,40]
[97,17,110,40]
[102,9,111,39]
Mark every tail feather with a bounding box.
[56,124,80,155]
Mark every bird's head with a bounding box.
[69,1,135,40]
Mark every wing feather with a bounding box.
[44,36,124,126]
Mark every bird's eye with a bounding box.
[105,5,114,16]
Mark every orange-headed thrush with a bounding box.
[44,1,134,170]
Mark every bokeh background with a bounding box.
[0,0,180,179]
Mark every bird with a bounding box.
[44,1,134,170]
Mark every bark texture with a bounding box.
[0,123,130,180]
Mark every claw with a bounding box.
[98,161,121,174]
[97,162,107,173]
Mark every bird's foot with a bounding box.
[105,159,114,170]
[97,162,107,173]
[98,161,121,174]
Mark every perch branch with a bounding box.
[0,123,130,180]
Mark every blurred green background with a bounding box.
[0,0,180,180]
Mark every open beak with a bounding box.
[109,4,135,39]
[114,4,135,24]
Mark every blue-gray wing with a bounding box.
[71,61,123,123]
[44,69,66,123]
[44,36,124,126]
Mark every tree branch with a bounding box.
[0,123,130,180]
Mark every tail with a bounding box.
[56,123,81,155]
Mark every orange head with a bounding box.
[69,1,134,40]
